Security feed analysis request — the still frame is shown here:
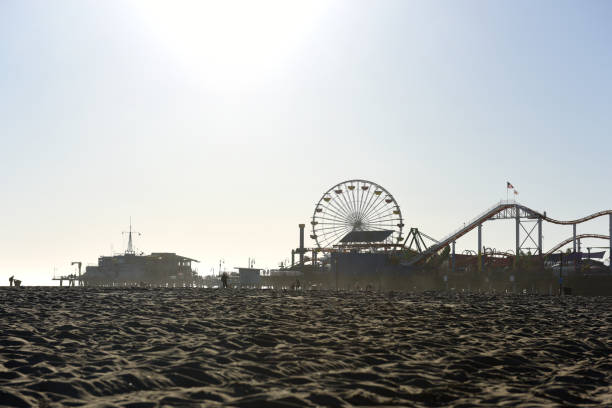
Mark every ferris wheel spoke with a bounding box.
[321,204,350,221]
[335,183,351,214]
[360,181,377,218]
[358,185,378,222]
[363,219,399,230]
[349,182,358,218]
[317,216,351,225]
[364,208,396,224]
[364,194,389,218]
[365,212,399,224]
[361,191,385,221]
[319,228,348,248]
[357,182,377,221]
[318,228,339,241]
[316,224,352,232]
[316,225,352,235]
[363,213,400,227]
[315,207,354,232]
[316,219,352,228]
[363,225,395,232]
[335,186,354,214]
[349,182,361,219]
[353,180,364,219]
[363,193,395,221]
[316,226,351,235]
[346,186,357,221]
[364,203,392,218]
[347,181,361,217]
[351,183,361,218]
[316,213,346,222]
[317,217,350,228]
[364,216,397,227]
[325,224,352,238]
[317,213,351,225]
[337,185,357,220]
[326,196,352,219]
[363,184,387,217]
[320,198,346,217]
[324,226,352,245]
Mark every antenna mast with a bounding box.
[123,217,141,255]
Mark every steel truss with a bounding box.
[403,228,439,253]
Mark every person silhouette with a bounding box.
[221,272,228,289]
[9,276,14,287]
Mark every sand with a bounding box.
[0,287,610,407]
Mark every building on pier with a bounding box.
[83,252,200,286]
[80,221,201,286]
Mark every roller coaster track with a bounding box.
[407,200,612,265]
[544,234,610,256]
[542,211,612,225]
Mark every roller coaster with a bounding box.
[408,200,612,272]
[295,180,611,274]
[544,234,610,257]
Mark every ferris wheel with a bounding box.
[310,179,404,249]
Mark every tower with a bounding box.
[123,217,141,255]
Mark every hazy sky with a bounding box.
[1,0,611,285]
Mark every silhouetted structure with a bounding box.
[83,252,200,286]
[236,267,261,288]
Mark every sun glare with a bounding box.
[128,0,329,88]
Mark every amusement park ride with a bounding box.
[310,179,404,249]
[292,179,612,273]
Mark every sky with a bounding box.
[1,0,611,285]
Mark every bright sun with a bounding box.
[127,0,330,88]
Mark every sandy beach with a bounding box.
[0,288,610,407]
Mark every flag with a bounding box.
[514,189,519,195]
[506,181,514,189]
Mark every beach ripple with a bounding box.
[0,288,610,407]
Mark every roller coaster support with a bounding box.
[609,214,612,273]
[406,200,612,267]
[477,224,482,273]
[538,218,543,255]
[404,228,439,253]
[515,210,520,257]
[451,241,456,273]
[573,224,577,253]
